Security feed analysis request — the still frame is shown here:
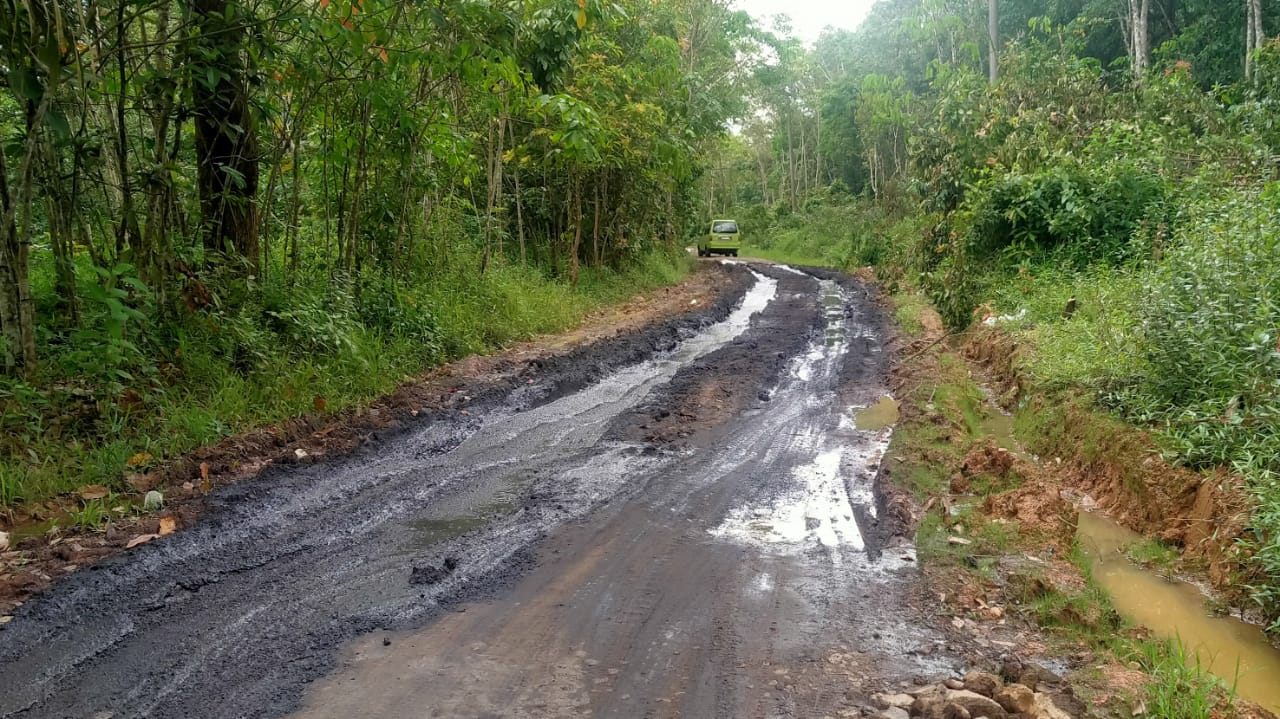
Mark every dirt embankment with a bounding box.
[962,327,1255,593]
[874,299,1277,719]
[0,263,752,615]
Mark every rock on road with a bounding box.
[0,263,947,719]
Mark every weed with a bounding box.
[69,499,111,531]
[1127,538,1180,572]
[1126,638,1232,719]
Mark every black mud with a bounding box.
[0,266,755,719]
[605,265,823,447]
[0,261,912,719]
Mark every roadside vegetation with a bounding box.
[0,0,761,513]
[705,0,1280,636]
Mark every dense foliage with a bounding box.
[0,0,759,506]
[712,0,1280,630]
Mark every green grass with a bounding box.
[1127,538,1181,572]
[1128,638,1233,719]
[890,291,932,337]
[0,250,692,511]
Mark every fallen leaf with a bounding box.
[199,461,212,492]
[313,396,327,412]
[158,517,177,536]
[0,616,12,624]
[126,452,154,468]
[126,473,156,492]
[126,534,159,549]
[294,448,309,459]
[947,536,972,546]
[78,485,110,501]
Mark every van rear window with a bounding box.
[712,222,738,233]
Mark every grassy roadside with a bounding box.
[0,251,692,519]
[882,289,1268,719]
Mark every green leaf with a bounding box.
[8,68,43,101]
[46,109,71,143]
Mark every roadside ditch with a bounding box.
[871,289,1280,719]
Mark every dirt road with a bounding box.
[0,263,949,718]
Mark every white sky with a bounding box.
[733,0,879,46]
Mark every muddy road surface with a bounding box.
[0,263,949,719]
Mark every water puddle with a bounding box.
[791,279,849,382]
[1076,511,1280,713]
[855,397,900,431]
[710,443,869,552]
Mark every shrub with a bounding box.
[964,162,1168,268]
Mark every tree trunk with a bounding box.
[1247,0,1264,80]
[1129,0,1150,81]
[0,123,38,376]
[989,0,1000,83]
[191,0,260,267]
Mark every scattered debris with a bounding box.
[143,490,164,510]
[78,485,110,501]
[125,534,159,549]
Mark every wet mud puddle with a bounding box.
[1077,511,1280,713]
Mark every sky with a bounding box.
[733,0,879,46]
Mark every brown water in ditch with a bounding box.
[1076,511,1280,713]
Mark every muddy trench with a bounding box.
[0,263,949,719]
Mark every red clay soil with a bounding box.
[961,327,1256,594]
[0,263,739,615]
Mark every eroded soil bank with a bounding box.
[877,292,1280,719]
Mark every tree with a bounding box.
[1128,0,1151,80]
[1247,0,1265,80]
[989,0,1000,83]
[190,0,261,268]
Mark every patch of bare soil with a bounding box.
[0,263,748,615]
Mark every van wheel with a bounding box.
[730,250,738,257]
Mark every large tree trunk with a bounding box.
[191,0,260,267]
[1129,0,1150,81]
[989,0,1000,83]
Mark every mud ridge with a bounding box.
[606,264,822,448]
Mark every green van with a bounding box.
[698,219,740,257]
